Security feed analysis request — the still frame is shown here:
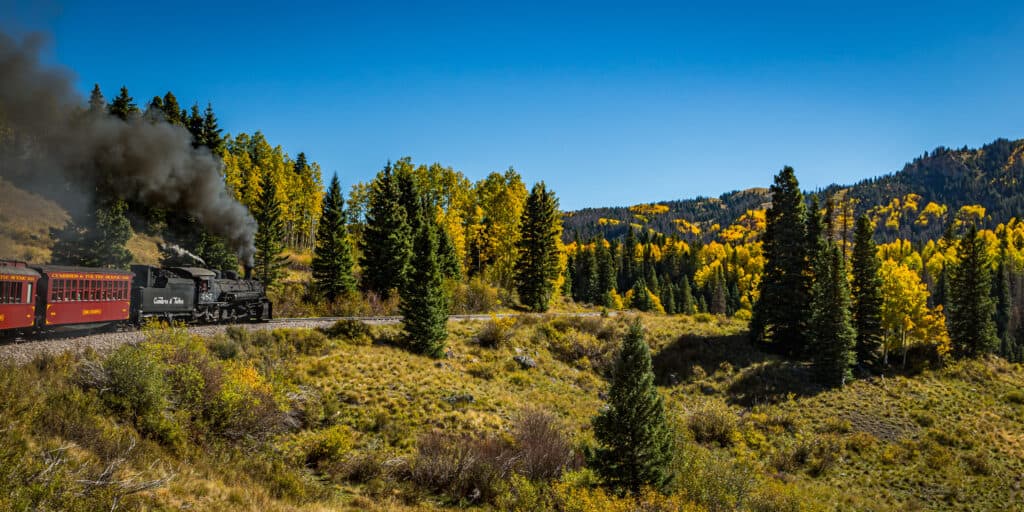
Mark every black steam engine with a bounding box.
[131,265,272,324]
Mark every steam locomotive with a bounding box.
[0,260,272,337]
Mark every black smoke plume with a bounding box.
[0,32,256,264]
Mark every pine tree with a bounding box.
[751,166,811,356]
[253,173,289,287]
[200,103,224,152]
[678,276,695,314]
[514,182,562,312]
[88,84,106,114]
[400,207,449,358]
[948,226,999,358]
[993,250,1013,358]
[50,199,133,269]
[809,243,857,387]
[630,279,655,312]
[851,215,884,370]
[312,175,357,302]
[619,227,637,292]
[161,91,183,125]
[186,103,203,144]
[595,238,616,308]
[436,223,461,280]
[108,86,139,120]
[359,163,412,299]
[592,320,673,494]
[574,246,597,303]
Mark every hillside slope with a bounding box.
[1,316,1021,511]
[564,137,1024,243]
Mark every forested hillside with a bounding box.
[564,138,1024,244]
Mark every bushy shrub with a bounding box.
[542,324,616,374]
[322,319,373,345]
[512,409,580,480]
[207,361,287,440]
[449,276,501,314]
[477,315,516,348]
[409,430,516,504]
[687,401,737,446]
[291,425,353,469]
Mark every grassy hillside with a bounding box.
[0,177,163,265]
[2,315,1021,511]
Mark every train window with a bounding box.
[56,279,65,302]
[1,282,8,303]
[26,283,31,304]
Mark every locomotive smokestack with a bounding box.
[244,265,253,280]
[0,32,257,263]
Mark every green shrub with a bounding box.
[687,401,736,446]
[477,316,516,348]
[1005,390,1024,405]
[208,335,241,359]
[292,425,353,469]
[322,319,373,345]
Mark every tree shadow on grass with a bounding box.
[652,332,825,406]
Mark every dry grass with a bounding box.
[0,177,69,262]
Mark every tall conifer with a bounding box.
[400,207,449,357]
[592,320,673,494]
[809,243,856,387]
[359,163,412,299]
[851,215,884,369]
[253,173,289,287]
[751,166,811,356]
[312,175,357,301]
[514,182,562,312]
[948,226,998,358]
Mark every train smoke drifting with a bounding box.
[0,32,257,265]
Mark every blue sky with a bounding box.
[4,1,1024,210]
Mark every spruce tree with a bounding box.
[88,84,106,114]
[809,243,857,387]
[51,199,133,269]
[312,175,357,302]
[619,227,637,292]
[851,215,884,370]
[186,103,203,144]
[108,86,139,120]
[573,245,597,303]
[200,103,224,152]
[678,276,695,314]
[592,320,673,494]
[436,223,461,280]
[948,226,999,358]
[751,166,811,356]
[630,279,655,312]
[514,182,562,312]
[253,173,289,287]
[161,91,183,125]
[359,163,412,299]
[595,238,616,308]
[400,207,449,358]
[993,250,1013,358]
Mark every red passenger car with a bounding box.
[0,261,40,333]
[35,265,132,329]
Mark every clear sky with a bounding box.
[4,1,1024,210]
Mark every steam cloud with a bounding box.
[0,32,257,265]
[160,242,207,266]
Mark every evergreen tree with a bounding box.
[574,245,597,303]
[161,91,183,125]
[108,86,139,120]
[436,223,461,280]
[595,237,616,307]
[948,226,999,358]
[200,103,224,152]
[186,103,203,144]
[592,320,673,494]
[253,172,289,287]
[851,215,884,369]
[359,163,412,299]
[619,227,637,291]
[751,166,812,356]
[51,199,133,269]
[400,207,449,358]
[88,84,106,114]
[514,182,562,312]
[809,243,857,387]
[993,250,1013,357]
[678,276,695,314]
[630,279,655,312]
[312,175,356,302]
